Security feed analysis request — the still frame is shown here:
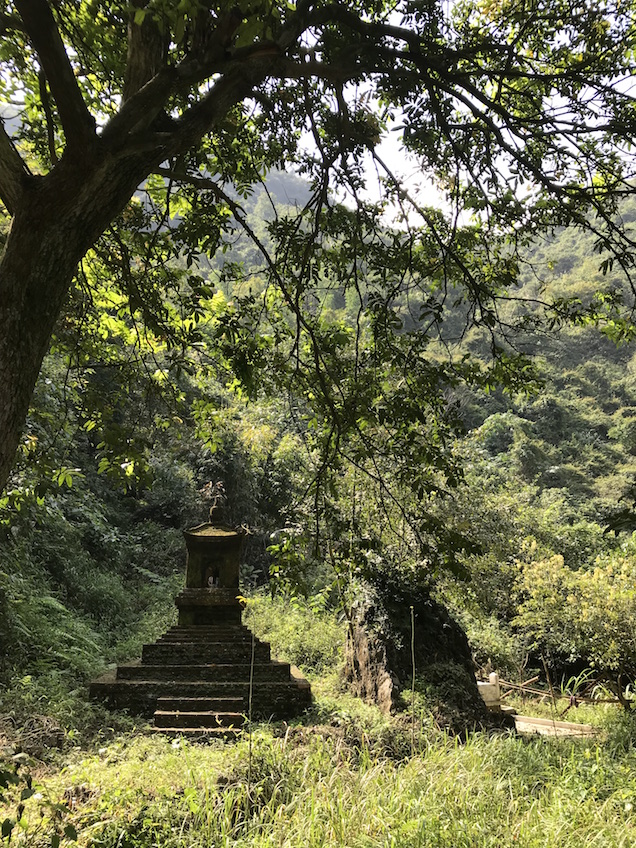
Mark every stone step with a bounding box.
[161,624,248,628]
[152,726,242,740]
[155,636,254,644]
[142,642,271,663]
[156,631,254,643]
[116,661,291,682]
[165,623,250,628]
[90,675,312,718]
[154,710,246,729]
[153,635,266,646]
[157,696,245,712]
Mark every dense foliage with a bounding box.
[1,0,636,740]
[3,184,636,716]
[0,0,635,498]
[2,5,636,841]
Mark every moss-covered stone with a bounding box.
[344,576,491,732]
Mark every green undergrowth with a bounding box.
[5,710,636,848]
[4,595,636,847]
[0,590,343,751]
[243,592,345,677]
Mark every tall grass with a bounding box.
[8,713,633,848]
[4,596,636,848]
[243,592,344,675]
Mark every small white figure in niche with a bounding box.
[206,567,220,588]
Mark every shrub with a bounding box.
[455,610,525,678]
[244,592,344,675]
[515,547,636,693]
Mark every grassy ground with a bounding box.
[3,719,636,848]
[3,595,636,848]
[507,697,616,724]
[3,686,636,848]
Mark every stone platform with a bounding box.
[90,524,312,735]
[90,629,311,734]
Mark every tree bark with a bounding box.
[0,46,276,494]
[0,149,161,491]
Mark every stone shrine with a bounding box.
[90,523,311,737]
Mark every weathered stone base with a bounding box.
[90,625,312,727]
[176,589,243,625]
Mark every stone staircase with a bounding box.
[90,525,312,736]
[91,623,311,733]
[154,696,246,739]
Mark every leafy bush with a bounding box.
[244,592,344,675]
[0,567,104,681]
[476,412,532,456]
[454,609,525,678]
[515,546,636,692]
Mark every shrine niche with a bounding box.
[176,525,244,626]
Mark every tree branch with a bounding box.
[103,0,318,151]
[103,38,283,150]
[100,66,177,147]
[0,119,30,214]
[38,70,59,164]
[275,57,363,84]
[123,1,166,102]
[163,54,279,155]
[0,12,26,34]
[14,0,96,150]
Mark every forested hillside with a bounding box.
[3,3,636,846]
[2,178,636,732]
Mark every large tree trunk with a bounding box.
[0,213,76,492]
[0,151,159,491]
[0,2,276,493]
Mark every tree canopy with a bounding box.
[0,0,635,504]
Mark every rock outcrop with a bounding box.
[344,577,489,732]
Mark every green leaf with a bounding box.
[63,825,77,841]
[0,771,18,790]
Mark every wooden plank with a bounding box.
[513,714,597,738]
